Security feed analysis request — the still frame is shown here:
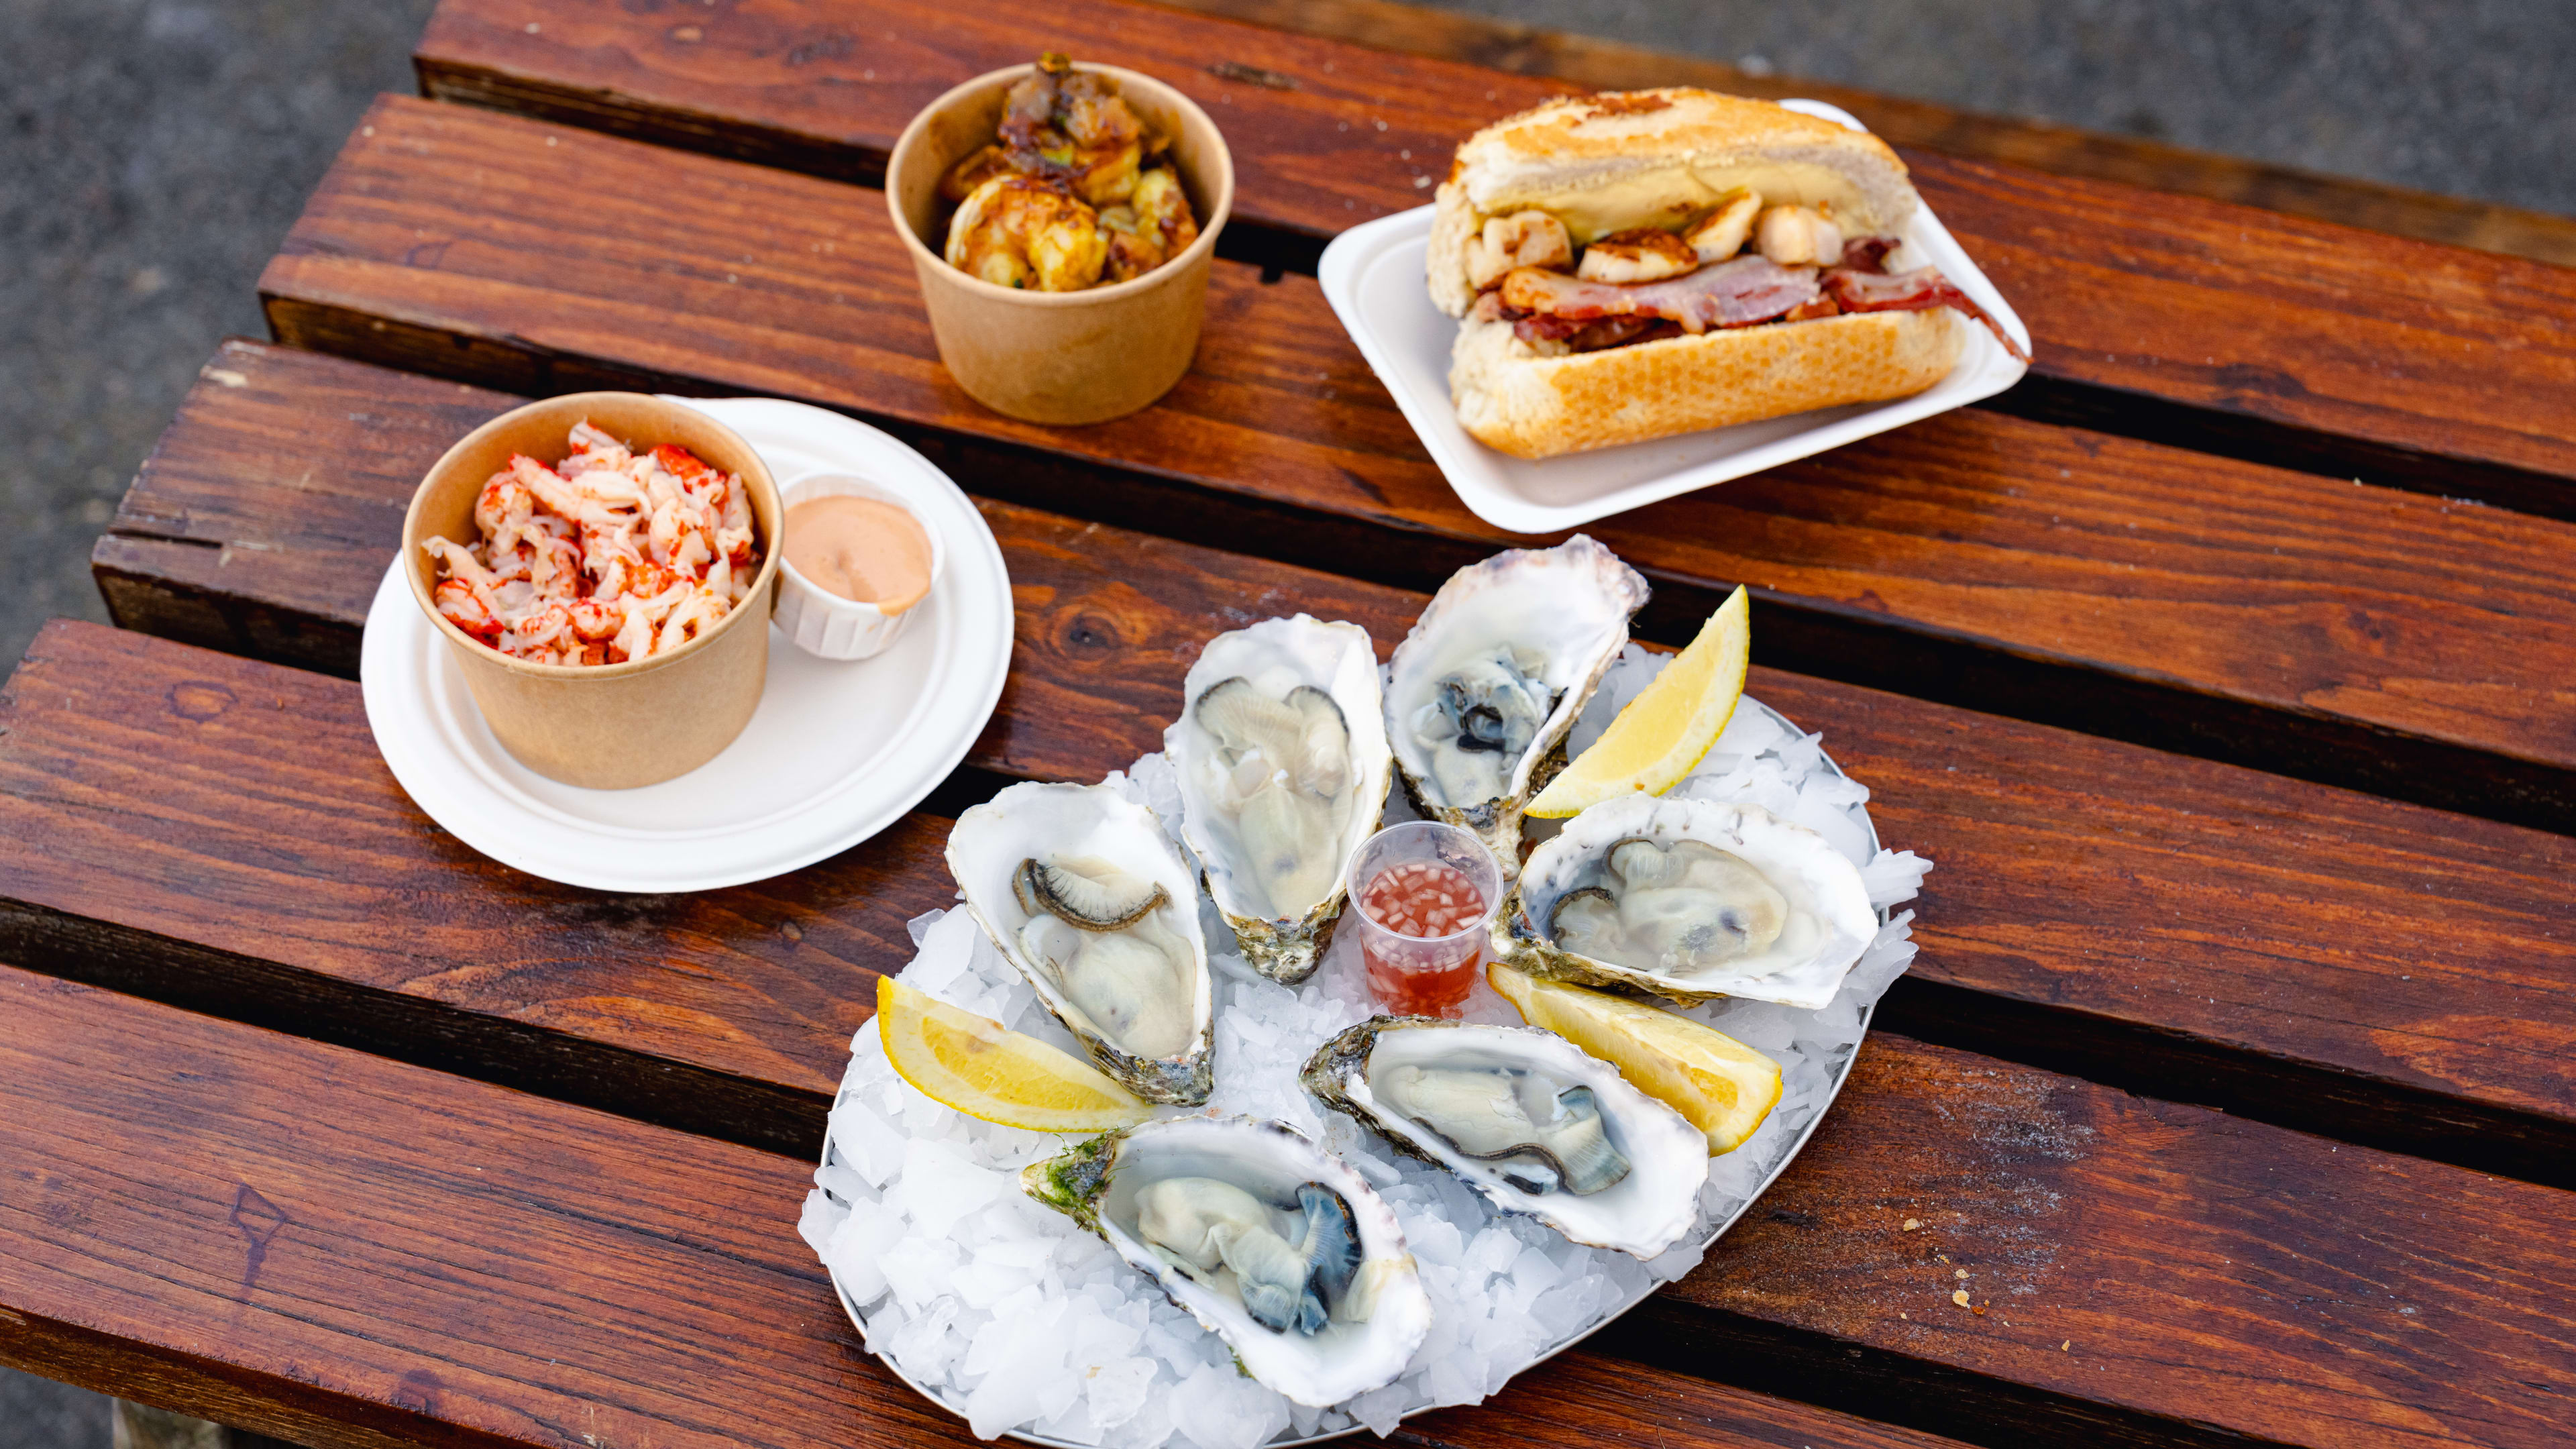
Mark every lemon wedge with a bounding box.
[1527,586,1750,818]
[1487,961,1782,1153]
[877,976,1155,1133]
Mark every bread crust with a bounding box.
[1448,309,1965,460]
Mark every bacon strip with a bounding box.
[1823,264,2031,363]
[1499,256,1819,334]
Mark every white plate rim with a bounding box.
[1316,99,2031,535]
[359,397,1014,893]
[817,695,1884,1446]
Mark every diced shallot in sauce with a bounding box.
[1362,861,1487,938]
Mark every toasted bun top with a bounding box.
[1450,87,1915,236]
[1428,89,1917,317]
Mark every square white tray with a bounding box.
[1316,99,2031,535]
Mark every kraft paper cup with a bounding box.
[886,62,1235,425]
[401,392,784,790]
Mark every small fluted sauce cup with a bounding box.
[772,472,946,661]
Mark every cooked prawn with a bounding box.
[947,174,1108,292]
[1098,166,1201,282]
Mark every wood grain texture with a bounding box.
[32,553,2576,1189]
[1618,1033,2576,1449]
[0,967,1951,1449]
[84,341,2576,1177]
[1159,0,2576,272]
[405,0,2576,506]
[250,101,2576,827]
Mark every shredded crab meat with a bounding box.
[421,421,760,666]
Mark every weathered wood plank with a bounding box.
[407,0,2576,509]
[1160,0,2576,272]
[85,342,2576,1180]
[1620,1032,2576,1449]
[45,579,2576,1191]
[9,953,2575,1449]
[251,101,2576,828]
[0,967,1955,1449]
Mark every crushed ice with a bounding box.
[800,647,1930,1446]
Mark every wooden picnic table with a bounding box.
[5,3,2575,1447]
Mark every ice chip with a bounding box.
[1860,848,1934,908]
[1087,1356,1159,1432]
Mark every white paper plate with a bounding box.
[359,396,1013,893]
[1317,99,2031,535]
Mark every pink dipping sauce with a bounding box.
[784,496,934,612]
[1358,859,1489,1017]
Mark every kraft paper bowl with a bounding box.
[886,62,1234,425]
[401,392,784,790]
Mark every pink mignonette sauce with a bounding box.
[1356,859,1490,1017]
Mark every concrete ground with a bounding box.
[0,0,2569,1444]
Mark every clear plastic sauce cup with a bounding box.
[1346,820,1503,1018]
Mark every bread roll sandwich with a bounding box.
[1430,89,2025,460]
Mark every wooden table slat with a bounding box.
[76,340,2576,1185]
[0,966,1964,1449]
[410,0,2576,511]
[254,99,2576,833]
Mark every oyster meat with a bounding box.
[1384,537,1648,875]
[1495,795,1876,1009]
[1303,1018,1708,1258]
[1166,616,1391,983]
[947,781,1215,1104]
[1024,1116,1432,1406]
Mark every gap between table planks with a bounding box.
[0,967,1971,1449]
[407,0,2576,515]
[80,340,2576,1182]
[254,99,2576,834]
[7,905,2574,1449]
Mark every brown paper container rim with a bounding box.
[400,392,785,682]
[887,62,1236,308]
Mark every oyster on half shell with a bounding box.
[1494,794,1876,1009]
[1023,1116,1432,1407]
[946,780,1216,1104]
[1165,616,1391,983]
[1383,536,1648,877]
[1302,1017,1709,1258]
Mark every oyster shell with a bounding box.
[1165,616,1391,983]
[1023,1116,1432,1407]
[1383,536,1648,876]
[946,781,1215,1104]
[1494,795,1875,1008]
[1302,1018,1709,1258]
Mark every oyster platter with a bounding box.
[799,536,1932,1448]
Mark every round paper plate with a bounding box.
[360,396,1013,892]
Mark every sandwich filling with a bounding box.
[1461,196,2027,362]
